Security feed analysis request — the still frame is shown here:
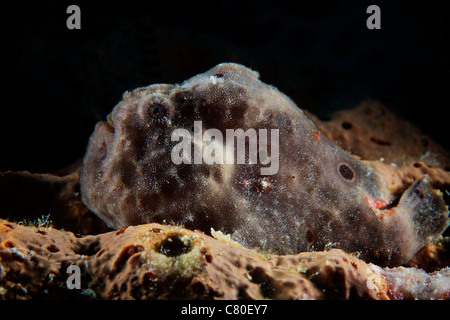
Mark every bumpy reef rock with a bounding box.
[1,219,448,300]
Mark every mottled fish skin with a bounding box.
[80,63,449,266]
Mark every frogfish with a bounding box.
[80,63,449,266]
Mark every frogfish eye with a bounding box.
[148,103,166,119]
[338,163,355,181]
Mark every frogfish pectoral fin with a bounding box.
[398,176,449,242]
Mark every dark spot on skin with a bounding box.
[413,162,422,168]
[172,90,194,106]
[305,228,314,244]
[160,175,181,194]
[338,163,355,181]
[345,208,362,223]
[341,122,352,130]
[117,158,136,188]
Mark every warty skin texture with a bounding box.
[80,63,449,266]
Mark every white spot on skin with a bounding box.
[260,178,270,190]
[209,75,224,85]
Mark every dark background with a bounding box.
[1,0,448,173]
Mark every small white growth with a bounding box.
[209,75,224,85]
[211,228,243,248]
[0,247,34,261]
[260,179,270,189]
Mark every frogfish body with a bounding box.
[80,63,449,266]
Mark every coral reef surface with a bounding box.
[1,219,449,300]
